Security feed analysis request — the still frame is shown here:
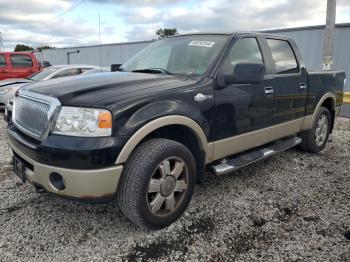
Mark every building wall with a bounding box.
[36,40,152,67]
[35,24,350,91]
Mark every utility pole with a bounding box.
[322,0,336,71]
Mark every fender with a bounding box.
[115,115,213,164]
[301,92,336,130]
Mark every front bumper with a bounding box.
[9,137,124,200]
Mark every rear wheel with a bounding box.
[299,107,331,153]
[117,139,196,229]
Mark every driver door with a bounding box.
[212,36,274,140]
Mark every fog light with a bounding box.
[49,173,65,191]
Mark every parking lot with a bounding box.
[0,117,349,261]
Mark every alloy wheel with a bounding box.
[147,157,188,217]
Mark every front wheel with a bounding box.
[117,139,196,230]
[299,107,331,153]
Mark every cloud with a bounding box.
[0,0,99,50]
[1,0,349,50]
[121,0,350,41]
[125,24,162,41]
[88,0,184,5]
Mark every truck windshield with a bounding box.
[121,35,229,76]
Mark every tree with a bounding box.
[37,45,55,50]
[156,28,178,39]
[14,44,34,52]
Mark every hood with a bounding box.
[23,72,196,107]
[0,78,33,88]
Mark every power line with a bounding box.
[20,0,85,31]
[43,0,85,26]
[1,0,85,51]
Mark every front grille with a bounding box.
[13,96,51,138]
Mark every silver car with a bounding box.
[0,64,99,110]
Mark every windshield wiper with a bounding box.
[131,68,172,75]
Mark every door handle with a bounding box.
[264,86,274,95]
[194,93,213,102]
[299,83,307,90]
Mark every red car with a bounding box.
[0,52,42,80]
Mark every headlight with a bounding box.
[52,107,112,137]
[0,88,9,95]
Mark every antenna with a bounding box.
[98,11,102,69]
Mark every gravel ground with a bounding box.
[0,117,349,261]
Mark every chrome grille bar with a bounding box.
[13,90,61,141]
[14,96,50,137]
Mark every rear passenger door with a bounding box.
[264,38,308,124]
[10,54,36,78]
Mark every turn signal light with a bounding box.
[98,111,112,128]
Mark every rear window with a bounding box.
[53,68,81,78]
[81,68,93,73]
[0,55,6,67]
[267,39,298,74]
[10,54,33,68]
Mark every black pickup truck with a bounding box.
[7,32,345,229]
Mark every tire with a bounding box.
[299,107,331,153]
[117,138,196,230]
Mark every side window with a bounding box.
[53,68,80,78]
[267,39,298,74]
[80,68,92,73]
[0,55,6,67]
[10,54,33,68]
[221,38,263,74]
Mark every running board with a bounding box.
[209,137,302,175]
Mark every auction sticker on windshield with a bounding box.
[188,40,215,48]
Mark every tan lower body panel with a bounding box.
[8,140,123,199]
[209,118,304,161]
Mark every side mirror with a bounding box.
[222,63,265,85]
[111,64,122,72]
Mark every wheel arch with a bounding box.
[302,92,336,131]
[115,115,213,165]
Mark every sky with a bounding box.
[0,0,350,51]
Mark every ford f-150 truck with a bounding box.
[7,33,346,229]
